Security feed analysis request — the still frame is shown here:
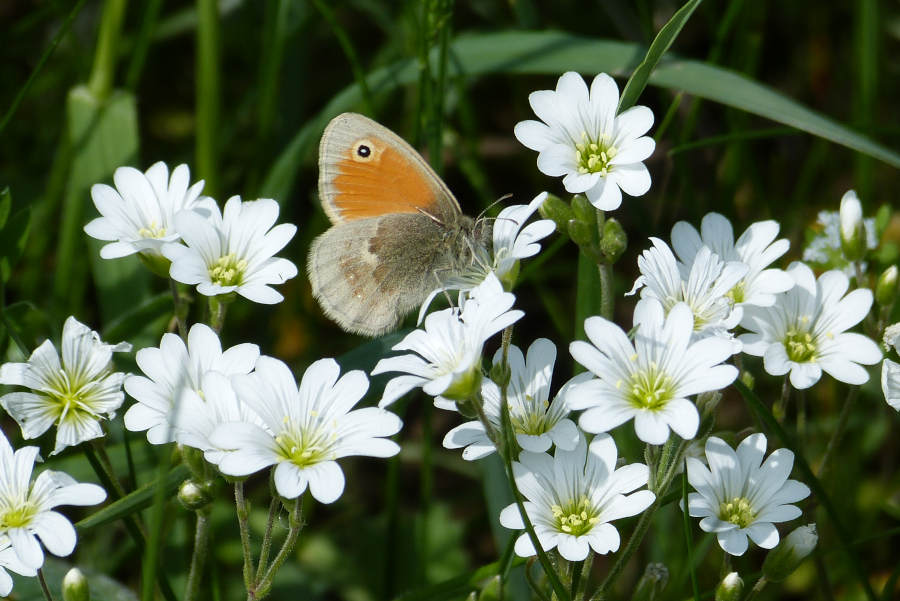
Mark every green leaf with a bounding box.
[0,206,31,283]
[0,187,11,229]
[618,0,704,112]
[75,464,189,531]
[262,30,900,202]
[101,291,172,345]
[734,380,878,601]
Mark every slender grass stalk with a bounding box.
[141,448,179,601]
[125,0,164,90]
[185,509,211,601]
[817,386,859,478]
[0,281,29,356]
[196,0,220,197]
[743,576,768,601]
[37,568,56,601]
[0,0,88,135]
[311,0,374,115]
[87,0,128,101]
[682,470,700,601]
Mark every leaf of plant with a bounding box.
[262,30,900,201]
[0,206,31,283]
[393,556,525,601]
[75,464,189,531]
[618,0,704,112]
[0,187,11,229]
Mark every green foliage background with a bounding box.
[0,1,899,600]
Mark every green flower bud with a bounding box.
[600,218,628,263]
[477,575,501,601]
[570,194,596,225]
[696,390,722,434]
[138,251,173,279]
[177,479,214,511]
[715,572,743,601]
[453,397,479,419]
[440,363,483,402]
[839,190,867,262]
[762,523,818,582]
[567,219,594,249]
[537,193,574,234]
[62,568,90,601]
[632,562,668,601]
[876,265,898,307]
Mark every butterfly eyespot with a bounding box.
[352,139,376,162]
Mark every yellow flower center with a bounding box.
[575,132,617,176]
[274,418,337,468]
[784,327,817,363]
[510,394,551,436]
[209,253,248,287]
[618,362,675,411]
[0,503,37,529]
[551,495,600,536]
[138,221,168,239]
[718,496,756,528]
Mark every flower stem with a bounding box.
[185,509,211,601]
[595,209,614,321]
[773,376,791,423]
[817,386,859,478]
[38,568,56,601]
[87,0,128,101]
[683,470,700,601]
[169,278,188,339]
[209,296,229,333]
[743,576,768,601]
[594,438,690,597]
[255,497,280,584]
[256,496,305,599]
[234,482,255,593]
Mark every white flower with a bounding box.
[684,433,810,556]
[514,72,655,211]
[163,196,298,304]
[374,273,523,408]
[671,212,793,308]
[740,262,882,389]
[629,237,747,348]
[499,432,655,561]
[883,333,900,412]
[84,162,212,260]
[0,317,131,455]
[0,536,37,596]
[443,338,583,460]
[208,357,402,503]
[0,432,106,569]
[124,323,259,444]
[569,299,738,445]
[418,193,555,321]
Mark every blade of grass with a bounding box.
[311,0,374,115]
[734,380,878,601]
[682,470,700,601]
[617,0,704,112]
[125,0,164,90]
[196,0,221,197]
[854,0,878,201]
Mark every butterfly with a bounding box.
[307,113,492,337]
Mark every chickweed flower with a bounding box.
[569,299,738,445]
[514,72,655,211]
[671,212,793,308]
[209,357,402,503]
[0,317,131,455]
[374,273,523,408]
[684,434,810,556]
[499,432,655,561]
[629,237,747,347]
[740,262,881,389]
[163,196,298,304]
[0,431,106,570]
[443,338,583,460]
[84,162,212,262]
[0,536,36,596]
[882,331,900,412]
[124,323,259,444]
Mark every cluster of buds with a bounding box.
[539,194,628,265]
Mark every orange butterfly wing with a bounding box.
[318,113,461,224]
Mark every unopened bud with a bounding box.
[570,194,596,225]
[477,575,501,601]
[537,193,574,234]
[715,572,743,601]
[876,265,898,307]
[62,568,90,601]
[440,362,483,402]
[178,479,213,511]
[632,562,668,601]
[600,218,628,263]
[138,251,173,279]
[567,219,595,249]
[839,190,866,262]
[762,524,818,582]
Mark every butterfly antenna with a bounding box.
[476,193,514,221]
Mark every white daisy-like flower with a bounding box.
[443,338,584,460]
[162,196,298,304]
[0,431,106,569]
[671,212,793,308]
[0,536,37,596]
[514,72,655,211]
[0,317,131,455]
[499,432,655,561]
[882,333,900,412]
[208,357,402,503]
[684,433,810,556]
[373,272,523,408]
[569,299,738,445]
[84,162,212,260]
[123,323,259,444]
[629,237,748,348]
[418,193,555,321]
[740,262,882,389]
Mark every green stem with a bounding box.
[170,278,188,339]
[37,568,56,601]
[255,497,280,584]
[310,0,373,115]
[209,296,229,333]
[0,280,29,356]
[185,509,211,601]
[87,0,128,101]
[256,497,305,599]
[196,0,220,197]
[683,470,700,601]
[773,376,791,423]
[569,560,584,601]
[743,576,768,601]
[817,386,859,478]
[234,482,255,593]
[574,553,593,601]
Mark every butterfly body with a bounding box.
[308,113,491,337]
